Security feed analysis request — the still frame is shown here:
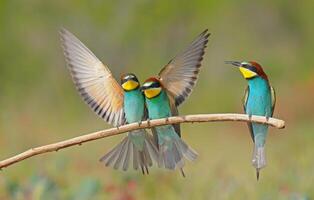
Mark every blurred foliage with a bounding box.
[0,0,313,199]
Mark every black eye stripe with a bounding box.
[243,64,257,73]
[248,66,257,73]
[150,82,160,88]
[130,76,139,82]
[121,75,139,84]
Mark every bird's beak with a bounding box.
[225,61,242,67]
[140,86,148,92]
[226,61,257,79]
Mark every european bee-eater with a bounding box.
[226,61,276,180]
[141,29,210,174]
[60,28,157,174]
[141,78,198,173]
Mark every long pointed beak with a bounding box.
[225,61,241,67]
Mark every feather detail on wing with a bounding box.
[243,86,254,141]
[167,92,181,137]
[60,28,125,126]
[270,86,276,117]
[242,86,249,112]
[158,29,210,106]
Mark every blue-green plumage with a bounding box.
[244,76,274,180]
[124,89,149,151]
[245,77,272,147]
[61,28,208,175]
[227,60,276,180]
[143,87,197,170]
[124,88,145,123]
[144,90,171,119]
[100,75,157,174]
[144,91,179,148]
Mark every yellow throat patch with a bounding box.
[144,88,161,98]
[239,67,257,79]
[122,80,139,91]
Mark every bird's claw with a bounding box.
[248,114,252,121]
[138,121,142,127]
[265,116,269,122]
[165,117,169,123]
[147,119,151,126]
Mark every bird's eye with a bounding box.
[241,62,257,73]
[131,76,138,83]
[151,82,160,88]
[248,66,257,73]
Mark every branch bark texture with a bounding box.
[0,113,285,169]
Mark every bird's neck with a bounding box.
[124,87,140,94]
[247,77,269,90]
[147,90,167,102]
[123,88,142,100]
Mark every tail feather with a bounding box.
[122,140,131,171]
[145,138,158,163]
[252,145,266,179]
[173,143,186,178]
[113,138,129,169]
[100,137,127,167]
[138,151,145,174]
[175,139,198,161]
[173,142,184,165]
[143,143,153,167]
[100,130,158,174]
[180,168,186,177]
[132,144,139,170]
[163,149,176,169]
[173,142,186,171]
[158,137,198,170]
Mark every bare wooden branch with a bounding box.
[0,113,285,170]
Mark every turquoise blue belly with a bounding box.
[124,89,145,123]
[246,77,272,147]
[145,91,171,119]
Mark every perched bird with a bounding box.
[60,28,157,174]
[226,61,276,180]
[141,78,197,175]
[141,30,210,174]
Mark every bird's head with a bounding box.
[120,73,140,91]
[141,77,163,99]
[226,61,268,81]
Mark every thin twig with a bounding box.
[0,113,285,170]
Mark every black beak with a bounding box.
[225,61,241,67]
[140,86,148,91]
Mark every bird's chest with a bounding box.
[146,92,171,119]
[123,90,145,123]
[246,79,272,117]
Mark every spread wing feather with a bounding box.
[159,29,210,106]
[60,28,125,126]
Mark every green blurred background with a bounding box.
[0,0,313,199]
